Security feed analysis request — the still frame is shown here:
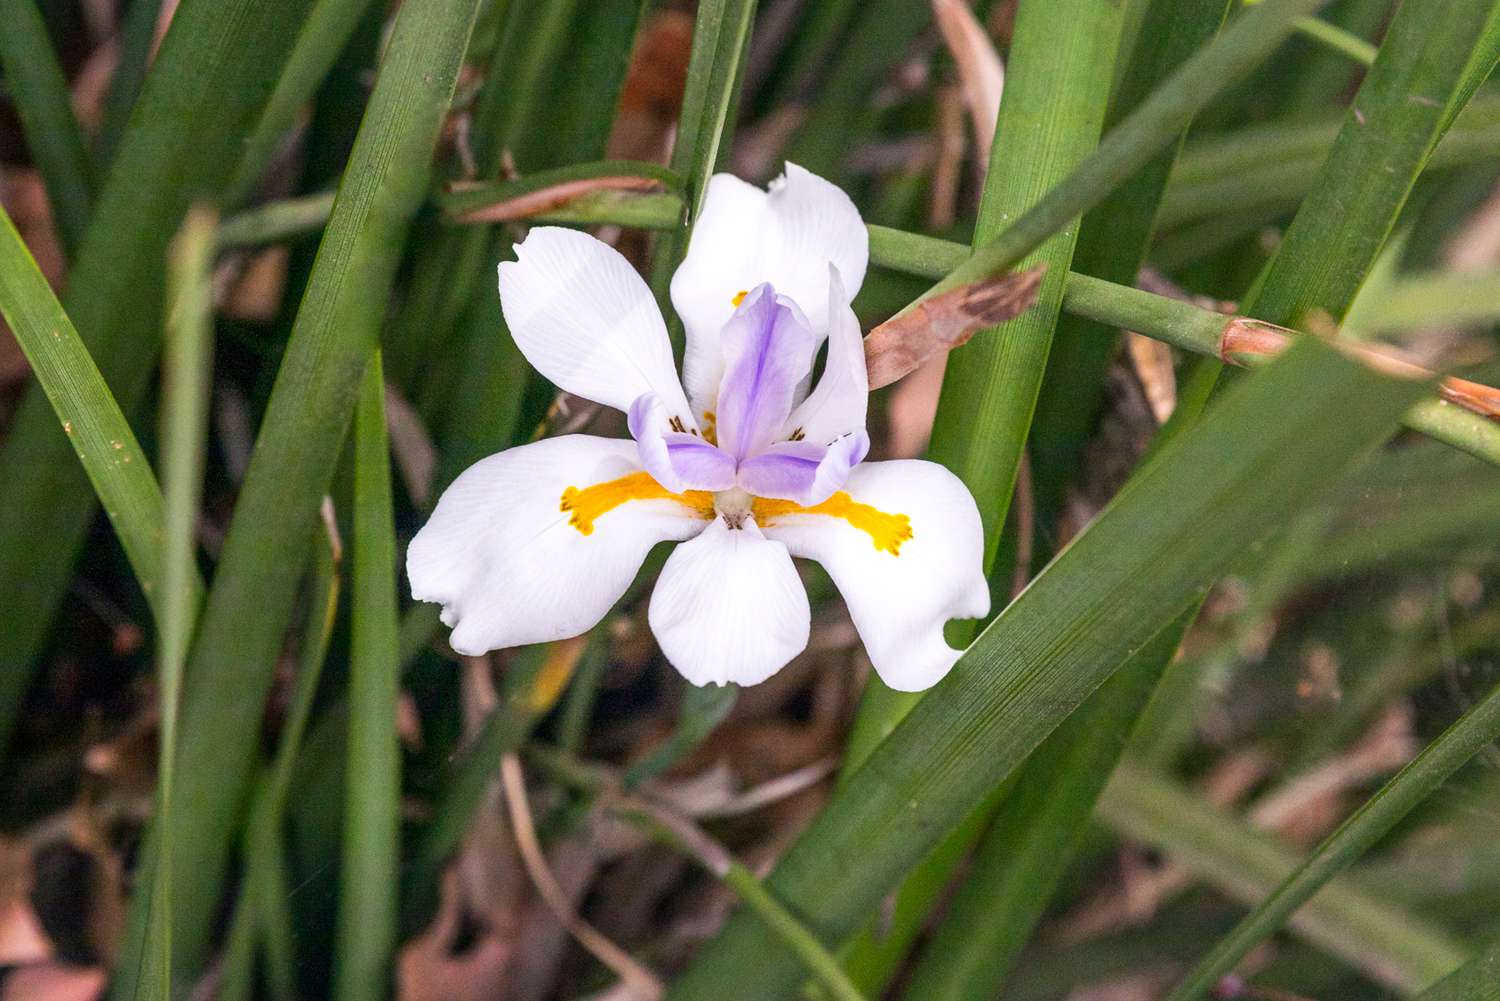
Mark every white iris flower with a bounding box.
[407,164,989,690]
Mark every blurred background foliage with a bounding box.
[0,0,1498,1000]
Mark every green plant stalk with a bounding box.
[919,0,1331,303]
[1412,940,1500,1001]
[0,0,95,252]
[662,340,1429,1001]
[1292,13,1377,65]
[1168,679,1500,999]
[109,0,480,991]
[131,206,216,1001]
[1097,759,1468,993]
[1132,0,1500,778]
[840,0,1126,990]
[224,0,381,207]
[333,351,401,1001]
[212,195,1500,466]
[1250,0,1500,327]
[0,0,317,750]
[648,0,758,319]
[0,204,198,627]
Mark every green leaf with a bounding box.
[1098,758,1468,993]
[840,0,1128,990]
[663,338,1429,1001]
[1412,941,1500,1001]
[224,0,381,207]
[332,351,401,1001]
[1249,0,1500,327]
[0,0,318,749]
[0,204,197,629]
[920,0,1330,301]
[0,0,95,252]
[1167,678,1500,999]
[109,0,481,989]
[648,0,758,321]
[132,205,217,1001]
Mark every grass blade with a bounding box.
[663,338,1429,1001]
[333,351,400,1001]
[224,0,381,207]
[1249,0,1500,327]
[648,0,757,316]
[130,205,217,1001]
[1098,758,1468,993]
[0,0,318,746]
[95,0,162,168]
[1168,679,1500,999]
[109,0,481,988]
[1412,941,1500,1001]
[0,0,95,252]
[0,204,198,628]
[840,0,1127,989]
[921,0,1330,301]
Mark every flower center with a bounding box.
[713,486,755,529]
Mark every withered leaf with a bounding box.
[865,266,1045,390]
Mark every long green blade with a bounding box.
[0,0,95,252]
[0,204,196,627]
[664,338,1429,1001]
[0,0,317,749]
[332,351,401,1001]
[109,0,481,989]
[1167,680,1500,999]
[1098,758,1468,993]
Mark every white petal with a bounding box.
[669,164,869,420]
[498,227,695,423]
[783,270,867,445]
[648,517,811,687]
[408,435,709,655]
[758,460,989,691]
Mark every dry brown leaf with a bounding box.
[397,870,515,1001]
[932,0,1004,156]
[0,963,105,1001]
[1125,332,1176,424]
[453,175,669,225]
[865,267,1045,390]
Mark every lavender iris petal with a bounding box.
[737,431,870,506]
[714,283,817,462]
[628,393,737,492]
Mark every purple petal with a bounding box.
[714,284,817,462]
[738,430,870,506]
[629,393,737,492]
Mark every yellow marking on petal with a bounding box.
[753,491,913,556]
[560,472,714,536]
[731,289,749,307]
[701,410,718,446]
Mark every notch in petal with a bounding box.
[498,227,695,424]
[408,436,709,655]
[649,517,811,687]
[756,459,988,691]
